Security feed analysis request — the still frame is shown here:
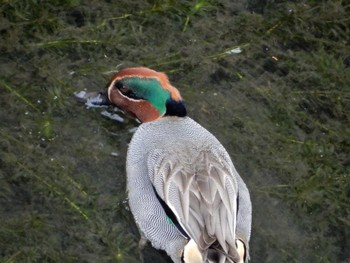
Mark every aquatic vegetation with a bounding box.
[0,0,349,262]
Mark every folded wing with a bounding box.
[148,147,240,262]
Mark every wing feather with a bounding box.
[148,147,239,261]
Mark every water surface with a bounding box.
[0,1,349,262]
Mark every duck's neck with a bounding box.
[165,99,187,117]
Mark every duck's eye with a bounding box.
[114,81,125,91]
[114,81,141,100]
[114,81,129,94]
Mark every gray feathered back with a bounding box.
[127,117,250,263]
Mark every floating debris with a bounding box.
[225,47,242,55]
[128,127,138,133]
[74,90,110,109]
[100,110,124,123]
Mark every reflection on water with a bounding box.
[0,1,349,262]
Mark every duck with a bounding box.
[105,67,252,263]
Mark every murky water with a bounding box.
[1,1,349,262]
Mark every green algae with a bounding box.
[0,0,349,262]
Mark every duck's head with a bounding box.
[107,67,187,123]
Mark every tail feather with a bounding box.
[183,239,203,263]
[205,242,240,263]
[184,240,241,263]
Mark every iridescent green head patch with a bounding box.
[123,77,171,115]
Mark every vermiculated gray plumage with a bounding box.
[127,116,251,263]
